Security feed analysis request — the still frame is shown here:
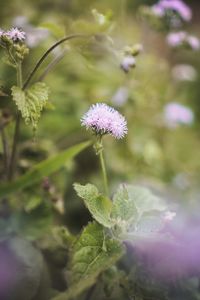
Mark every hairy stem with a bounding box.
[98,138,109,196]
[23,33,89,89]
[8,62,22,180]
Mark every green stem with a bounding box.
[1,126,9,178]
[8,61,22,180]
[23,33,89,90]
[98,138,109,196]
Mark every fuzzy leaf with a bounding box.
[119,185,167,217]
[111,184,138,223]
[70,222,123,283]
[74,183,113,228]
[11,82,49,130]
[52,223,124,300]
[111,184,167,241]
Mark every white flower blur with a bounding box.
[164,211,176,221]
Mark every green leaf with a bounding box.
[0,141,91,198]
[74,183,113,228]
[111,184,138,223]
[125,185,167,216]
[24,196,42,213]
[11,82,49,130]
[111,184,167,241]
[71,222,123,283]
[52,222,124,300]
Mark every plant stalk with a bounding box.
[8,61,22,180]
[98,138,109,196]
[23,33,89,90]
[1,126,9,178]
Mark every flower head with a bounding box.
[166,31,187,47]
[120,55,136,73]
[81,103,128,139]
[5,27,26,42]
[167,31,200,50]
[164,102,194,128]
[152,0,192,22]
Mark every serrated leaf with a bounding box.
[74,183,113,228]
[70,222,123,283]
[52,223,124,300]
[0,141,91,198]
[111,184,138,223]
[125,185,167,216]
[134,213,164,235]
[11,82,49,130]
[111,185,167,241]
[52,222,123,300]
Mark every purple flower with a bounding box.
[167,31,200,50]
[120,55,136,73]
[164,102,194,128]
[152,0,192,22]
[81,103,128,139]
[5,27,26,42]
[166,31,187,47]
[187,35,200,50]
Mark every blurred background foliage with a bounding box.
[0,0,200,233]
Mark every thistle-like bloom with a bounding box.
[81,103,128,139]
[164,102,194,128]
[5,27,26,42]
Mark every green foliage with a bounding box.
[74,183,113,228]
[53,222,124,300]
[75,183,167,241]
[11,82,49,130]
[0,141,91,197]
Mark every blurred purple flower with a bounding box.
[5,27,26,42]
[167,31,200,50]
[187,35,200,50]
[81,103,128,139]
[152,0,192,22]
[120,55,136,73]
[166,31,187,47]
[164,102,194,128]
[12,16,49,48]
